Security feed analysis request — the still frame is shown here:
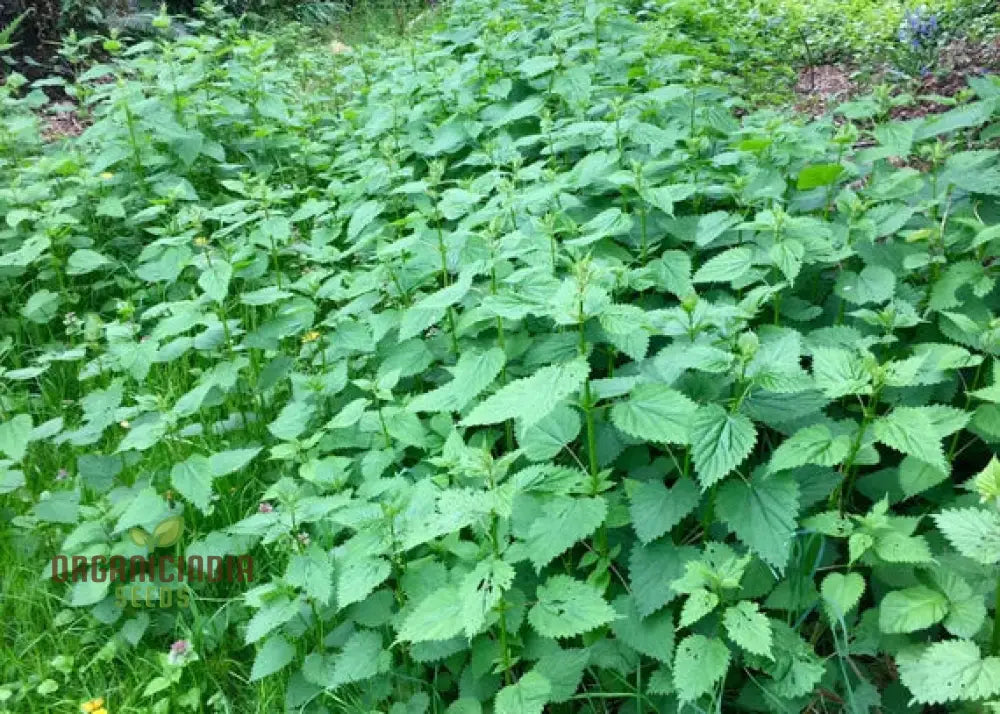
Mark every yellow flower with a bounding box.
[193,236,209,247]
[94,709,108,714]
[302,330,321,344]
[99,172,114,180]
[81,698,105,713]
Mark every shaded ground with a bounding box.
[794,36,1000,119]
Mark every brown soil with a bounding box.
[793,37,1000,121]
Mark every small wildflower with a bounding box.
[80,698,105,713]
[119,420,130,429]
[301,330,321,344]
[55,468,69,481]
[99,172,114,180]
[296,531,311,546]
[168,639,192,665]
[258,501,274,514]
[193,236,209,247]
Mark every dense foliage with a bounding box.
[5,0,1000,712]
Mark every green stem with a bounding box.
[993,574,1000,656]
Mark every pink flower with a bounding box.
[258,502,274,514]
[55,468,69,481]
[167,639,192,665]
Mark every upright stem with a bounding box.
[993,575,1000,655]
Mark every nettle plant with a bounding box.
[5,0,1000,711]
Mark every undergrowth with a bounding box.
[4,0,1000,712]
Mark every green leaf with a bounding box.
[673,635,730,703]
[611,595,675,663]
[797,163,844,190]
[198,260,232,303]
[690,405,756,489]
[284,545,334,605]
[21,289,60,324]
[209,447,262,476]
[769,424,851,471]
[898,640,1000,704]
[250,634,295,681]
[245,596,299,644]
[678,588,718,627]
[530,649,587,703]
[820,572,865,621]
[0,414,33,461]
[692,247,753,284]
[899,455,948,498]
[347,200,382,240]
[716,472,799,570]
[494,672,551,714]
[462,358,589,428]
[723,601,772,658]
[517,403,581,461]
[629,540,698,617]
[409,348,506,413]
[524,496,607,570]
[459,558,515,638]
[397,587,465,643]
[873,407,948,473]
[878,586,948,633]
[331,630,384,686]
[337,556,392,608]
[170,455,214,513]
[933,507,1000,564]
[629,477,700,544]
[811,348,870,398]
[67,248,112,275]
[528,575,616,639]
[398,273,473,341]
[610,384,697,445]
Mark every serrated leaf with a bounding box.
[610,384,697,445]
[873,407,948,473]
[933,507,1000,564]
[723,601,772,658]
[462,358,589,428]
[879,586,948,633]
[611,595,675,662]
[459,558,515,638]
[528,575,615,639]
[494,672,551,714]
[628,477,700,544]
[692,247,753,284]
[679,588,718,627]
[769,424,850,471]
[250,634,295,681]
[524,495,606,570]
[690,404,756,489]
[517,403,581,461]
[716,472,799,570]
[898,640,1000,704]
[170,455,214,513]
[397,587,465,643]
[673,635,730,702]
[629,540,698,617]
